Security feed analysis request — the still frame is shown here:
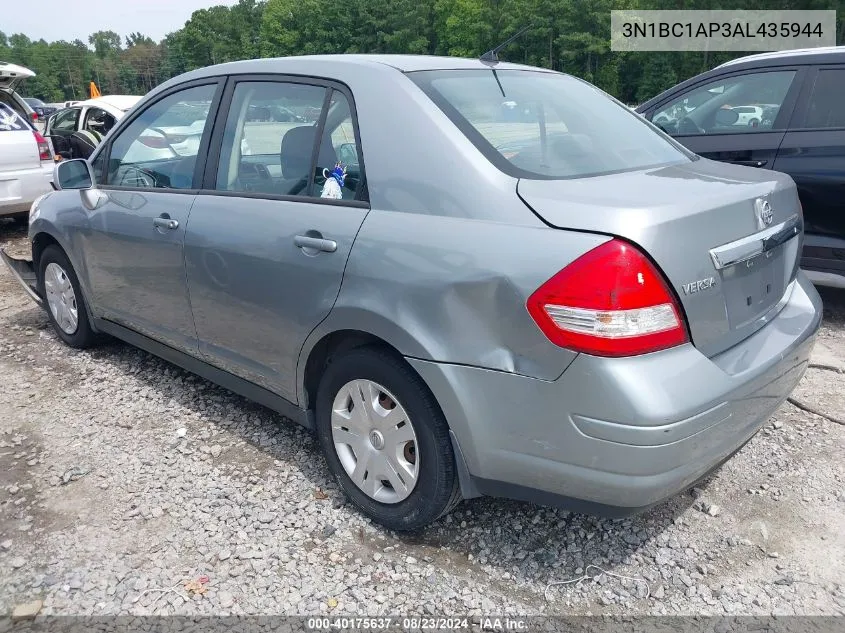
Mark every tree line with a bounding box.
[2,0,843,106]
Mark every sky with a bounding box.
[4,0,238,44]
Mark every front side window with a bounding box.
[51,108,79,133]
[803,69,845,129]
[216,81,328,196]
[651,70,796,136]
[84,107,116,137]
[411,70,690,180]
[105,84,216,189]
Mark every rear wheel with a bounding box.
[38,245,97,348]
[315,347,461,530]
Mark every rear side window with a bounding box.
[215,81,365,201]
[803,69,845,129]
[410,69,690,180]
[215,81,327,196]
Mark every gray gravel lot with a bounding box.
[1,218,844,617]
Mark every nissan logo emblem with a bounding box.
[754,198,774,229]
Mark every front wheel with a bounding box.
[38,244,98,348]
[315,347,461,530]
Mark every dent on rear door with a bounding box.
[184,196,367,403]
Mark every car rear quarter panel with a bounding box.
[297,208,612,405]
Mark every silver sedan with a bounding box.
[2,55,821,530]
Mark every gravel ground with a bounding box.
[1,218,844,618]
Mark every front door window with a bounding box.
[651,71,796,136]
[104,84,217,190]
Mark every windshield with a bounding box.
[410,69,691,180]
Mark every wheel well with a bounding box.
[32,233,61,271]
[303,330,400,410]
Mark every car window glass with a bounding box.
[52,108,80,133]
[310,91,363,201]
[216,81,326,196]
[412,70,688,180]
[0,102,28,131]
[0,92,30,123]
[84,108,116,137]
[651,71,796,136]
[803,69,845,129]
[105,84,216,190]
[90,149,105,185]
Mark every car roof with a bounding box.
[716,45,845,69]
[79,95,142,111]
[637,46,845,113]
[179,54,551,80]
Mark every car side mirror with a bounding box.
[54,159,94,190]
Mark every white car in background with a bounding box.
[0,102,54,220]
[728,105,764,127]
[46,95,142,157]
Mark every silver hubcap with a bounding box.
[44,262,78,335]
[331,379,419,504]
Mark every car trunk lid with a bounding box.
[517,158,802,357]
[0,62,35,91]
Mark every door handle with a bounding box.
[153,217,179,230]
[294,235,337,253]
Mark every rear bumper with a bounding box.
[0,164,52,216]
[410,272,822,515]
[0,249,42,307]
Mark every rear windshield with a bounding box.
[410,69,691,180]
[0,101,30,132]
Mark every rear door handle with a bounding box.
[294,235,337,253]
[153,217,179,230]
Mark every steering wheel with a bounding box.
[253,163,271,180]
[118,166,159,188]
[677,116,705,135]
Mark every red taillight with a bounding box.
[526,239,689,357]
[30,111,38,122]
[33,131,51,162]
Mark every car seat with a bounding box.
[278,125,336,196]
[69,129,100,159]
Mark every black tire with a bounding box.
[315,346,461,531]
[38,244,98,349]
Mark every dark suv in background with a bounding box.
[638,47,845,289]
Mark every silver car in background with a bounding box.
[1,56,821,530]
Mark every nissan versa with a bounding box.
[1,56,822,530]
